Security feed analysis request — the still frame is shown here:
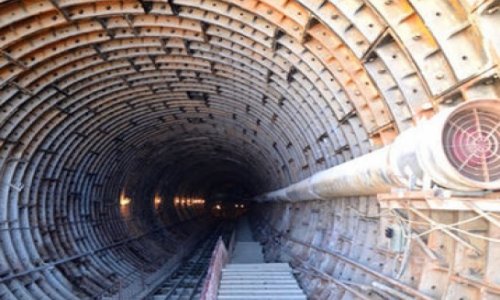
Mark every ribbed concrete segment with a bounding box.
[218,218,306,299]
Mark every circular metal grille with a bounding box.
[443,106,500,183]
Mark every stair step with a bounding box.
[221,279,298,284]
[218,295,307,300]
[223,267,290,270]
[222,273,293,276]
[226,263,289,267]
[222,270,292,274]
[219,289,304,295]
[222,264,292,271]
[222,276,295,281]
[219,284,301,290]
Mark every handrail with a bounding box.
[199,236,229,300]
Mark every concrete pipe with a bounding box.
[255,99,500,202]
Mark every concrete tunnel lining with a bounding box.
[0,0,499,299]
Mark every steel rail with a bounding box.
[146,224,225,299]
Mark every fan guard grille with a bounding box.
[443,106,500,183]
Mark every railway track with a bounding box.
[146,224,232,300]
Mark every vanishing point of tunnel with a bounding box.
[0,0,499,299]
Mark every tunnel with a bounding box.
[0,0,499,299]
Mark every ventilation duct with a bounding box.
[256,99,500,202]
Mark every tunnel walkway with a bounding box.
[217,217,306,300]
[229,216,264,264]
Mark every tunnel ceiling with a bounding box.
[0,0,499,197]
[0,0,499,298]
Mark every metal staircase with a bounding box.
[217,217,306,300]
[218,263,306,299]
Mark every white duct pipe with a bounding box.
[255,99,500,202]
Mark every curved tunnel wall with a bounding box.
[0,0,499,299]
